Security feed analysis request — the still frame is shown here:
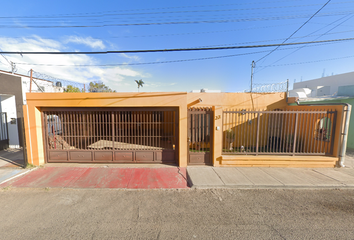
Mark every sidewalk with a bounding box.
[187,166,354,189]
[187,149,354,189]
[1,149,354,190]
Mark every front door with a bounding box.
[188,108,212,165]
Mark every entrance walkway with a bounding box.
[0,167,188,189]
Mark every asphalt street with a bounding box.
[1,188,354,239]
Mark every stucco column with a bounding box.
[23,105,45,166]
[179,105,188,167]
[212,106,223,166]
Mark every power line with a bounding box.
[1,2,348,19]
[0,10,353,28]
[257,55,354,67]
[256,0,332,63]
[1,38,354,55]
[0,10,328,24]
[9,43,341,67]
[0,23,307,40]
[0,47,12,70]
[255,14,354,73]
[0,1,298,18]
[1,27,353,45]
[13,50,274,67]
[197,29,354,48]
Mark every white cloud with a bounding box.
[0,36,146,91]
[120,53,141,62]
[144,81,177,88]
[64,36,106,50]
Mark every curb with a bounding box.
[0,168,37,185]
[188,184,354,190]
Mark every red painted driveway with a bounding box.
[0,167,188,189]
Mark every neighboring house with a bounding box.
[291,71,354,98]
[289,71,354,150]
[0,70,64,150]
[23,91,349,168]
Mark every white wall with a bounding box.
[294,71,354,96]
[0,95,19,148]
[21,77,64,104]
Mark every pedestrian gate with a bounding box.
[43,107,178,164]
[0,112,9,150]
[188,108,213,165]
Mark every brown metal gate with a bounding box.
[42,107,178,164]
[222,109,337,156]
[188,108,213,165]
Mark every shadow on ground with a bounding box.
[0,148,25,168]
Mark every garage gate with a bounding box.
[42,107,178,164]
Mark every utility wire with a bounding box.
[1,27,352,44]
[0,47,12,67]
[13,50,276,67]
[256,0,331,63]
[255,14,354,73]
[0,9,328,24]
[198,29,354,48]
[11,42,334,67]
[257,55,354,67]
[0,2,345,19]
[0,23,303,39]
[1,37,353,55]
[0,10,353,28]
[2,1,353,20]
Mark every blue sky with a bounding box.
[0,0,353,92]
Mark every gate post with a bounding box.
[179,105,188,167]
[213,106,223,166]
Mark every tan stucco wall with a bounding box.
[187,92,287,110]
[24,92,287,166]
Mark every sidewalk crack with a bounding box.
[212,168,226,186]
[312,169,344,184]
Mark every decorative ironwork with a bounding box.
[188,107,213,165]
[28,70,85,91]
[245,81,288,93]
[222,109,336,156]
[43,107,178,163]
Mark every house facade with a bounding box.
[23,91,347,167]
[292,71,354,97]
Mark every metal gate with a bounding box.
[188,108,213,165]
[43,107,178,164]
[0,112,9,150]
[222,109,337,156]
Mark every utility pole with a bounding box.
[30,69,33,93]
[11,62,16,74]
[250,60,255,92]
